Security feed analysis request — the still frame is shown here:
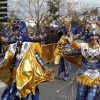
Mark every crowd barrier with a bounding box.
[41,43,57,64]
[0,41,58,63]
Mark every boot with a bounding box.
[31,93,39,100]
[64,73,70,81]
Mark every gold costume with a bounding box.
[54,39,100,86]
[54,36,81,66]
[0,43,55,98]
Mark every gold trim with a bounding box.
[89,44,99,49]
[77,75,100,86]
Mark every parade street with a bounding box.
[0,1,100,100]
[0,62,100,100]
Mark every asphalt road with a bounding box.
[0,62,100,100]
[39,63,78,100]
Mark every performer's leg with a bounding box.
[1,79,19,100]
[76,83,87,100]
[86,85,98,100]
[64,70,69,81]
[31,86,39,100]
[31,94,39,100]
[64,60,71,81]
[58,57,65,77]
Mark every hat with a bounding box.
[88,30,99,36]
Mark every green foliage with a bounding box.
[90,8,98,15]
[52,14,60,20]
[71,12,82,25]
[47,0,61,20]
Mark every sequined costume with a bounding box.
[71,42,100,100]
[56,31,81,81]
[55,39,100,100]
[57,36,72,81]
[0,18,55,100]
[54,15,100,100]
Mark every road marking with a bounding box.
[0,83,6,88]
[60,95,68,98]
[60,95,76,99]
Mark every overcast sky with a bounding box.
[74,0,100,6]
[9,0,100,7]
[8,0,100,19]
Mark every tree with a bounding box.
[71,11,82,25]
[8,0,49,33]
[90,7,98,15]
[47,0,61,21]
[59,0,98,26]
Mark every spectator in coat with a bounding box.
[45,27,59,44]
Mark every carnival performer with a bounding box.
[54,15,100,100]
[0,17,55,100]
[57,30,72,81]
[56,22,81,81]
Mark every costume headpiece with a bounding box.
[3,16,29,43]
[88,30,99,36]
[83,15,100,36]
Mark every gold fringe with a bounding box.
[44,69,55,81]
[77,75,100,86]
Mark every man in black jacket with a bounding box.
[45,27,59,44]
[54,27,63,40]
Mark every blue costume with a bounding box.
[58,42,72,81]
[71,42,100,100]
[54,15,100,100]
[57,29,81,81]
[67,15,100,100]
[0,18,55,100]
